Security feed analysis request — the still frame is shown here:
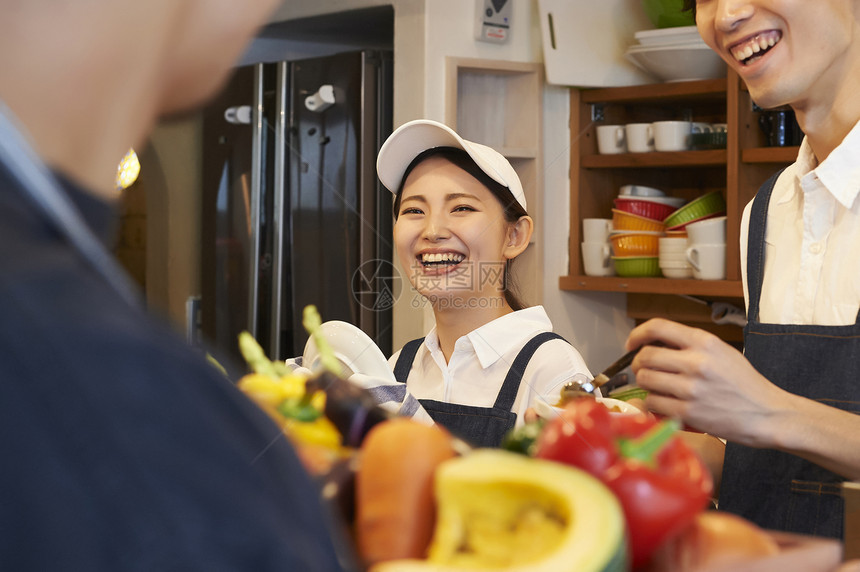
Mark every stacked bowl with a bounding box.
[610,185,684,277]
[625,25,727,82]
[662,190,726,231]
[658,236,692,278]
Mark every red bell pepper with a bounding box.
[534,398,713,569]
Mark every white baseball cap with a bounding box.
[376,119,527,211]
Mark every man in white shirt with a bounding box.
[627,0,860,539]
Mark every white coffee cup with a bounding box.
[582,242,614,276]
[582,218,613,243]
[653,120,693,152]
[686,215,726,245]
[596,125,627,154]
[626,123,655,153]
[711,123,728,133]
[685,243,726,280]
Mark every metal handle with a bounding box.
[269,61,288,359]
[247,63,264,339]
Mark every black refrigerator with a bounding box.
[200,50,394,372]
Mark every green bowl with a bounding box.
[612,256,661,277]
[641,0,695,28]
[662,191,726,228]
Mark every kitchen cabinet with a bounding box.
[445,57,543,305]
[560,70,797,339]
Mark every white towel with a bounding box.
[284,358,435,426]
[346,373,435,426]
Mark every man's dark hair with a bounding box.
[682,0,696,18]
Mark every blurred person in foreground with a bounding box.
[0,1,351,569]
[627,0,860,539]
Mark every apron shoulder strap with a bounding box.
[494,331,566,411]
[393,337,425,383]
[746,168,786,323]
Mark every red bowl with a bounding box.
[613,197,678,221]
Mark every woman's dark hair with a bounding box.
[392,146,529,311]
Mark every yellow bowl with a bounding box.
[612,209,666,232]
[610,231,661,257]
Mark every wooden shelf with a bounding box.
[581,78,727,104]
[581,149,726,168]
[565,71,794,340]
[559,275,744,297]
[743,146,800,163]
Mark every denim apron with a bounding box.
[718,170,860,538]
[393,331,564,448]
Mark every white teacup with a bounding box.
[582,242,614,276]
[582,218,613,243]
[626,123,655,153]
[685,243,726,280]
[596,125,627,154]
[659,236,692,278]
[686,215,727,245]
[653,120,693,151]
[660,265,693,279]
[658,236,689,256]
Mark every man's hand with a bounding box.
[625,318,794,448]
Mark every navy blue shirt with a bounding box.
[0,165,352,570]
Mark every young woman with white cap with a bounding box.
[375,119,592,448]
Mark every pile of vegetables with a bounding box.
[235,306,353,474]
[358,401,781,571]
[231,314,783,571]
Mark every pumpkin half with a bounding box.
[372,450,628,572]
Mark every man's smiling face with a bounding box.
[694,0,860,110]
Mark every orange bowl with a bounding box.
[610,231,661,257]
[612,209,666,232]
[665,229,688,238]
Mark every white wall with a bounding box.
[140,116,202,335]
[411,0,633,370]
[541,84,632,371]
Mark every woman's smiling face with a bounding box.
[393,156,516,306]
[694,0,859,111]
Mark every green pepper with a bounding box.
[501,418,546,456]
[277,391,322,422]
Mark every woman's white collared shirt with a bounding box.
[388,306,592,428]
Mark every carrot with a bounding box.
[355,418,457,566]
